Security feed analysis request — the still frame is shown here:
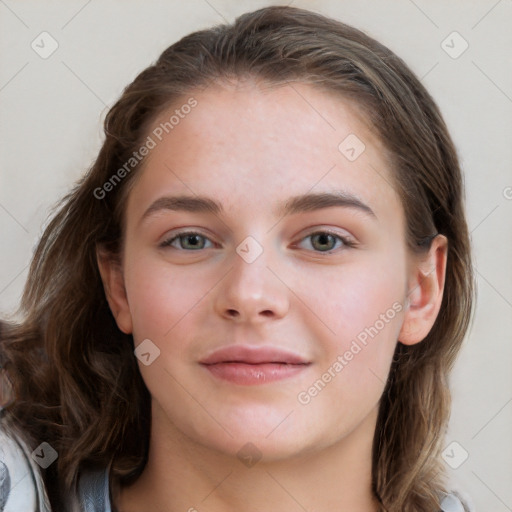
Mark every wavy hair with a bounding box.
[0,6,474,511]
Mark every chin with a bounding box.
[204,431,315,464]
[187,410,336,464]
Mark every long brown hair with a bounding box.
[0,6,474,510]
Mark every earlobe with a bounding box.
[96,246,133,334]
[398,235,448,346]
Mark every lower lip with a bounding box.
[201,362,309,385]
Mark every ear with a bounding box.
[96,246,133,334]
[398,235,448,345]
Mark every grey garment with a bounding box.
[77,467,471,512]
[0,460,10,511]
[77,468,112,512]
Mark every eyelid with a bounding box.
[293,228,357,251]
[295,224,357,242]
[159,227,357,252]
[159,229,217,249]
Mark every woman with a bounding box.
[0,6,474,511]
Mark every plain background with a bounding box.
[1,0,511,509]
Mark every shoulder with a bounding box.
[0,419,52,512]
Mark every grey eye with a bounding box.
[177,234,207,250]
[310,233,338,252]
[160,232,214,250]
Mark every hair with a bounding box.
[0,6,474,511]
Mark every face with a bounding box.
[105,81,420,461]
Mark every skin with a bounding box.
[97,80,447,512]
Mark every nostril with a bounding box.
[227,309,239,317]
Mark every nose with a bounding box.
[213,245,290,324]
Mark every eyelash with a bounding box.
[159,229,356,253]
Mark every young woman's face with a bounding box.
[116,81,412,460]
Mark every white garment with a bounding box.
[0,424,51,512]
[440,492,467,512]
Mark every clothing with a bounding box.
[76,468,112,512]
[0,422,52,512]
[0,421,471,512]
[76,467,470,512]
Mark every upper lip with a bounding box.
[199,345,309,365]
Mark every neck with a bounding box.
[114,405,380,512]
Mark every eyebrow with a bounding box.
[139,191,376,225]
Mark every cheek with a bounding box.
[306,253,406,344]
[123,250,212,343]
[295,265,404,429]
[301,251,406,400]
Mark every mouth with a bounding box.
[199,345,311,385]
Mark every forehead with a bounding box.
[127,81,402,226]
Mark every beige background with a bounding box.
[1,0,511,509]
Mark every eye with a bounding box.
[160,231,214,251]
[297,230,355,253]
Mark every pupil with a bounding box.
[185,235,201,248]
[315,233,333,251]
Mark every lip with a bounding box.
[199,345,311,385]
[200,345,308,365]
